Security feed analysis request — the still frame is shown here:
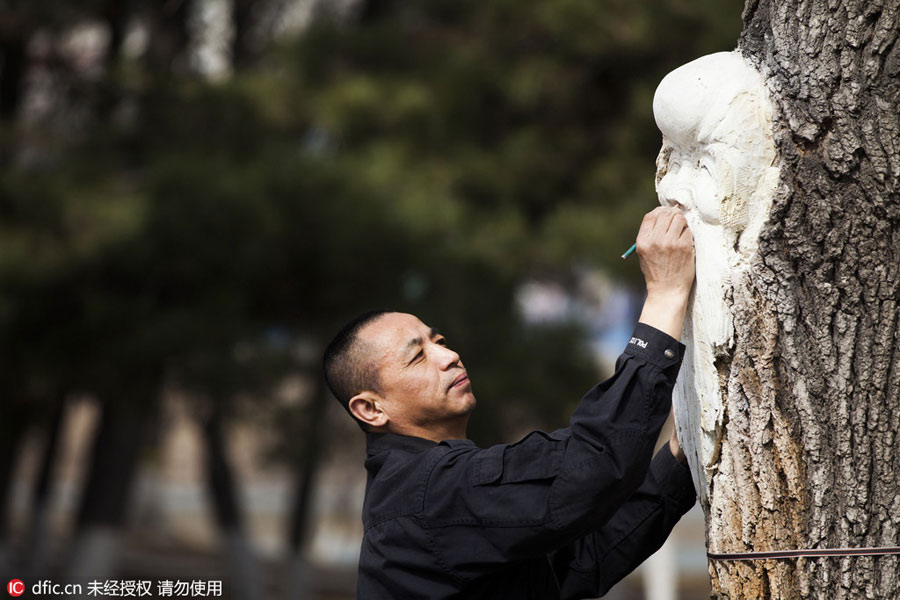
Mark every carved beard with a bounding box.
[672,216,735,508]
[665,161,780,509]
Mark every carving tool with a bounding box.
[621,243,637,260]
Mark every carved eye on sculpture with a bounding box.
[656,156,721,225]
[656,157,722,223]
[699,155,715,178]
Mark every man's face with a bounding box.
[359,312,476,433]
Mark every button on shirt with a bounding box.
[357,323,697,599]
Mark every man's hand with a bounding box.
[636,206,695,339]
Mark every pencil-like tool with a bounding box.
[621,243,637,260]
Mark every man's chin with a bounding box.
[446,392,476,418]
[460,393,477,414]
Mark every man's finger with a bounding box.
[654,207,678,234]
[638,210,658,239]
[670,211,689,235]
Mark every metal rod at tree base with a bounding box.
[708,546,900,561]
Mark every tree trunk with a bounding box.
[68,395,157,579]
[23,398,66,573]
[145,0,193,76]
[101,0,128,72]
[0,400,31,575]
[0,34,27,122]
[231,0,259,70]
[287,377,328,600]
[696,1,900,598]
[202,403,262,600]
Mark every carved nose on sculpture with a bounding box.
[658,185,692,211]
[657,166,695,211]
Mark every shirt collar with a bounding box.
[364,432,476,459]
[365,432,438,457]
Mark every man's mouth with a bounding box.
[449,372,469,390]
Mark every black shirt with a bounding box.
[357,323,697,599]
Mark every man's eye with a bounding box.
[414,350,425,361]
[436,338,448,346]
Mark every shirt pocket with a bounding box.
[473,431,565,486]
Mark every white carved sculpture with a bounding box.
[652,51,780,506]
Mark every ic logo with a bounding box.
[7,580,24,597]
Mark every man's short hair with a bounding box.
[323,310,393,431]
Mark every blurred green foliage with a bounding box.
[0,0,744,448]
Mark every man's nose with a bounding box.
[436,345,461,369]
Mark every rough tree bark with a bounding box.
[704,1,900,598]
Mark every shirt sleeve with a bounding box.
[419,323,685,583]
[551,444,697,600]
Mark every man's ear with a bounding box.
[348,391,389,429]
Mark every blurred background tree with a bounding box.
[0,0,743,597]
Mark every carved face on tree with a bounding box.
[653,51,778,249]
[650,51,780,503]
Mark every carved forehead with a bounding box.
[653,51,767,145]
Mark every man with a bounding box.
[323,206,697,599]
